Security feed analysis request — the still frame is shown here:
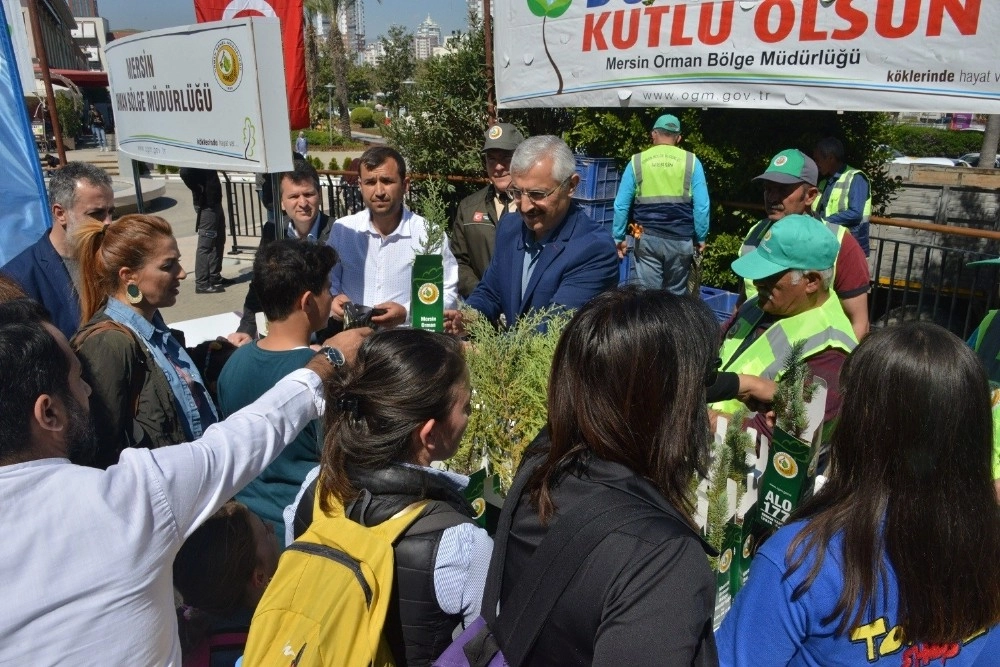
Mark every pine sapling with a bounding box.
[706,441,732,569]
[413,178,449,255]
[724,407,754,488]
[772,340,811,438]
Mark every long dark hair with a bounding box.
[318,329,467,512]
[786,322,1000,641]
[530,286,717,526]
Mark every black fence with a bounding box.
[219,171,486,255]
[868,218,1000,339]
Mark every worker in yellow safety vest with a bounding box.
[963,254,1000,500]
[713,214,858,446]
[812,136,873,256]
[740,148,870,342]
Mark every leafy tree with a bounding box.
[385,26,489,179]
[374,25,415,116]
[347,61,375,104]
[54,92,83,138]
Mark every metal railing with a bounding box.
[219,171,487,255]
[868,216,1000,339]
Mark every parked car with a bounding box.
[879,145,964,167]
[891,156,966,167]
[957,153,1000,168]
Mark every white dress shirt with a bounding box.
[328,207,459,324]
[0,369,325,666]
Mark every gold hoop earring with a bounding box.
[126,283,144,305]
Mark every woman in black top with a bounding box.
[498,286,720,666]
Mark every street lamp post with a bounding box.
[401,79,416,119]
[325,83,334,146]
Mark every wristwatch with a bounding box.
[318,346,346,368]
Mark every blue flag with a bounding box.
[0,0,50,267]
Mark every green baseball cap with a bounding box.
[967,257,1000,267]
[652,114,681,133]
[731,214,839,280]
[753,149,819,186]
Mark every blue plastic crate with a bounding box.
[574,156,620,200]
[577,198,615,227]
[700,286,739,323]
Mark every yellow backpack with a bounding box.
[242,494,430,667]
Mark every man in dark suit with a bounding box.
[445,135,618,331]
[1,162,114,338]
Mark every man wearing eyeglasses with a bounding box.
[445,135,618,332]
[612,114,709,295]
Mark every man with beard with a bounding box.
[327,146,459,327]
[741,149,870,341]
[444,135,618,332]
[0,297,369,665]
[449,122,525,298]
[2,162,114,338]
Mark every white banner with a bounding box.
[105,18,293,173]
[494,0,1000,112]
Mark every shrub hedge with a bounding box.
[893,125,985,158]
[350,106,376,129]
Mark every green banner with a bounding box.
[411,254,444,332]
[752,426,813,535]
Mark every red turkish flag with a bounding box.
[193,0,309,130]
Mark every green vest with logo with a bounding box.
[711,292,857,416]
[630,144,695,238]
[740,219,848,301]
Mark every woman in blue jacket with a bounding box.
[718,322,1000,665]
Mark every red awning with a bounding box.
[37,68,109,87]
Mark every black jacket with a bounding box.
[294,465,476,667]
[501,449,719,666]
